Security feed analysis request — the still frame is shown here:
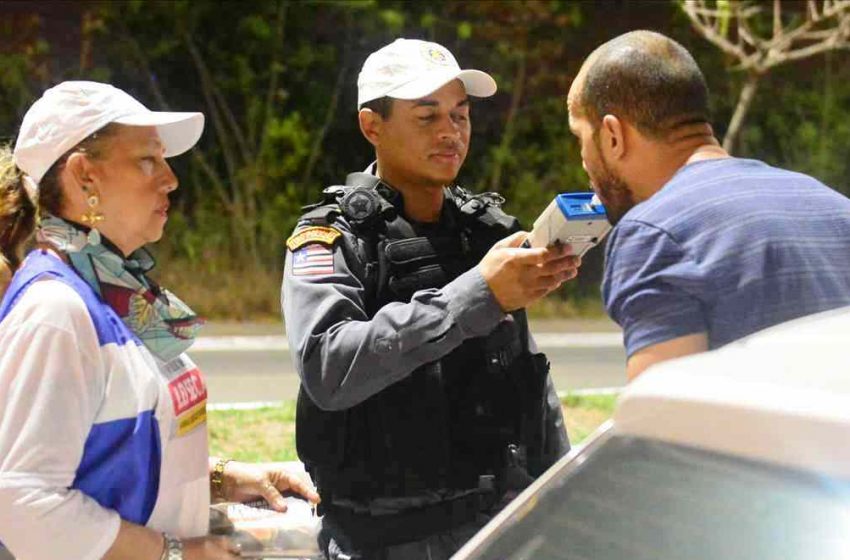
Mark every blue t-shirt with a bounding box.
[603,157,850,356]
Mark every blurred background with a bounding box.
[2,0,848,321]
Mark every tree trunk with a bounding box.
[489,50,526,192]
[817,51,833,177]
[257,0,288,153]
[79,9,94,72]
[723,70,762,153]
[300,60,348,194]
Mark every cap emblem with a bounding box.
[421,44,451,66]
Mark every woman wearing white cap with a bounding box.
[0,81,318,560]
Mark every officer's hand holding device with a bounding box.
[478,232,580,312]
[479,192,611,312]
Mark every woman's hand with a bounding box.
[220,461,320,512]
[182,535,241,559]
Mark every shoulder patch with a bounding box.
[286,226,342,251]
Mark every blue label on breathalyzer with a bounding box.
[555,193,607,220]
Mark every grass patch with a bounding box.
[560,393,618,415]
[208,401,298,462]
[560,393,618,444]
[208,394,617,462]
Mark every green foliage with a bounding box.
[738,54,850,196]
[208,402,298,462]
[560,393,618,415]
[263,112,311,178]
[0,16,43,140]
[379,9,405,31]
[0,54,35,141]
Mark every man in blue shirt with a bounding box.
[566,30,850,380]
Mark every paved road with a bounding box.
[191,329,626,404]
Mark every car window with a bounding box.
[461,435,850,560]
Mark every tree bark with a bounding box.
[723,70,762,153]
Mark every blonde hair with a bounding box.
[0,123,120,299]
[0,146,36,296]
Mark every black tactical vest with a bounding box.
[295,173,551,505]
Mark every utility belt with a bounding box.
[323,487,494,549]
[318,442,539,549]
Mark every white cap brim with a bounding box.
[386,68,497,101]
[113,111,205,157]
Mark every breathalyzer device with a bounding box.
[526,192,612,256]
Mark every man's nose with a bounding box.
[437,115,462,140]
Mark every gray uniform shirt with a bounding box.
[282,210,569,459]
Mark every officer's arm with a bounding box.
[282,223,504,411]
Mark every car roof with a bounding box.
[614,305,850,479]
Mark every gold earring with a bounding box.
[80,189,105,227]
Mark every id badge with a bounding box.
[160,354,208,437]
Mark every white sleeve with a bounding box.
[0,281,121,560]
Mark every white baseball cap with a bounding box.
[13,80,205,185]
[357,38,497,108]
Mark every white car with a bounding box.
[453,305,850,560]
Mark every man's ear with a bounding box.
[358,109,382,148]
[600,114,626,160]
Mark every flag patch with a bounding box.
[292,244,335,276]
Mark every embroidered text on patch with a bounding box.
[292,244,335,276]
[286,226,341,251]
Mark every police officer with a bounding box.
[282,38,581,560]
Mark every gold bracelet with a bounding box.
[210,458,232,502]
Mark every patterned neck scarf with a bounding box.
[37,214,203,362]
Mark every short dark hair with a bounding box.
[360,96,394,119]
[578,31,711,139]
